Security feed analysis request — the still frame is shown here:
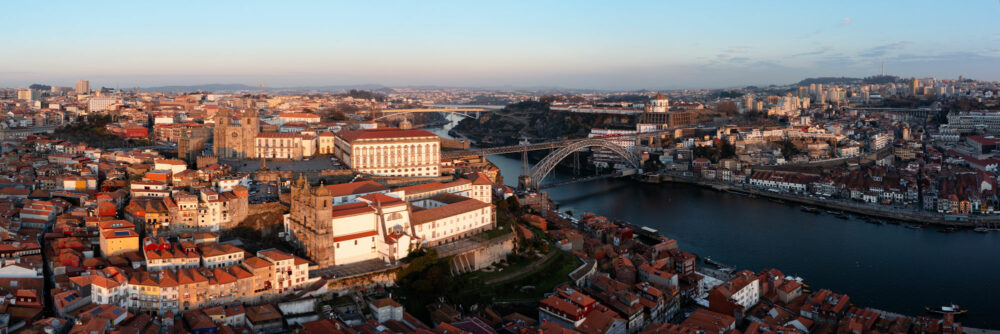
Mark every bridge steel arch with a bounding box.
[528,138,640,189]
[373,109,481,121]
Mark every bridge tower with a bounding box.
[518,148,533,190]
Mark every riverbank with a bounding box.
[536,195,998,332]
[656,175,989,228]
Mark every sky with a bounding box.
[1,0,999,90]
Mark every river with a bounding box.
[427,114,1000,328]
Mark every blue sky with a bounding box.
[1,0,998,90]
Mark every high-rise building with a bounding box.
[17,89,39,101]
[75,79,90,94]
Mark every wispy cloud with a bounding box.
[788,46,833,58]
[859,41,910,58]
[840,17,853,26]
[714,47,749,61]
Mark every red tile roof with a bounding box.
[333,230,378,243]
[337,128,438,143]
[324,180,388,197]
[411,199,490,226]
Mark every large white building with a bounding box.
[285,176,496,268]
[255,132,316,160]
[395,177,491,204]
[88,97,121,113]
[317,132,337,154]
[334,128,441,177]
[411,194,494,246]
[276,112,322,125]
[648,92,669,113]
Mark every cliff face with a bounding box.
[453,101,635,146]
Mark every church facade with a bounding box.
[213,108,260,160]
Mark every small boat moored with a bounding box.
[800,206,820,214]
[925,304,967,315]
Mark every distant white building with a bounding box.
[89,97,121,112]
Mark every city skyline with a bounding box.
[2,0,999,90]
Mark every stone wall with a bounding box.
[441,137,470,150]
[325,269,399,293]
[449,233,515,275]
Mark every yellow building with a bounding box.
[99,220,140,257]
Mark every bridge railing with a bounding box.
[441,130,671,159]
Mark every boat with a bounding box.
[974,227,990,233]
[905,224,923,230]
[800,206,820,214]
[725,189,748,197]
[938,227,956,233]
[925,304,967,315]
[864,218,884,225]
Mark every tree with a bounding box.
[718,140,736,159]
[538,95,562,104]
[774,140,800,159]
[714,101,738,114]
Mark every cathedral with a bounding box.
[213,108,260,159]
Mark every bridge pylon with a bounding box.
[518,175,535,191]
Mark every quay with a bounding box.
[655,174,992,228]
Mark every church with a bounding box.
[213,108,316,160]
[213,108,260,159]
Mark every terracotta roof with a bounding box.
[257,132,302,139]
[396,179,471,195]
[337,128,438,143]
[469,172,493,186]
[324,180,388,197]
[411,199,490,226]
[358,192,406,207]
[333,230,378,243]
[370,297,403,308]
[278,112,321,119]
[258,249,293,262]
[242,256,272,269]
[329,202,375,219]
[102,229,138,239]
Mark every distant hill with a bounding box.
[796,77,862,86]
[861,75,900,84]
[141,83,259,93]
[141,83,389,93]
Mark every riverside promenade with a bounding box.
[658,175,998,228]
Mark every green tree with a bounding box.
[774,140,800,159]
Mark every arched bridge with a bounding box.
[373,108,487,121]
[524,138,642,190]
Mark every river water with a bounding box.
[428,115,1000,328]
